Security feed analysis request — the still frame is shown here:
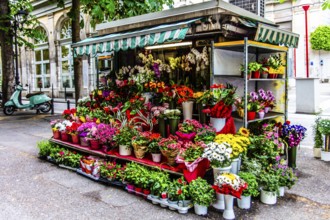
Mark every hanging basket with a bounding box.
[132,143,148,159]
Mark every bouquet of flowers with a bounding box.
[213,173,247,199]
[77,122,97,138]
[163,109,181,119]
[176,119,203,141]
[202,142,232,168]
[203,83,237,118]
[173,85,194,104]
[280,121,307,147]
[194,125,216,144]
[214,133,250,159]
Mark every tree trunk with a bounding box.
[71,0,83,104]
[0,0,14,104]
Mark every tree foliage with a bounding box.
[310,26,330,51]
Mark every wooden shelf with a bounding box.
[49,138,183,176]
[232,111,285,123]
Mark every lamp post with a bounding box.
[302,3,310,78]
[13,9,28,86]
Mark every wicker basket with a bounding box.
[132,143,148,159]
[237,108,244,118]
[160,149,179,166]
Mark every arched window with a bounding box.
[34,26,50,89]
[59,19,74,89]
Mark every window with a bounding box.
[34,27,50,89]
[60,19,74,89]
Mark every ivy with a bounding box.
[310,26,330,51]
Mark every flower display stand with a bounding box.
[147,195,193,214]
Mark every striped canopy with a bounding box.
[72,19,199,57]
[255,23,299,48]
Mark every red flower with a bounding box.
[178,178,183,184]
[202,108,211,114]
[177,189,182,195]
[286,120,291,125]
[210,84,225,89]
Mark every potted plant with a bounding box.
[247,92,260,120]
[131,131,150,159]
[237,171,259,209]
[194,125,216,144]
[163,109,181,135]
[265,54,284,78]
[317,119,330,161]
[202,141,232,182]
[275,164,297,197]
[313,117,323,158]
[189,177,215,215]
[158,135,182,166]
[148,133,162,162]
[94,123,117,151]
[77,122,97,147]
[167,177,191,209]
[99,161,122,181]
[174,85,194,120]
[248,61,264,79]
[176,119,203,142]
[113,126,138,156]
[50,119,62,139]
[66,122,81,144]
[149,171,171,206]
[259,169,280,205]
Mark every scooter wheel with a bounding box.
[40,102,52,113]
[3,106,15,115]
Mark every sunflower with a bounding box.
[238,127,250,137]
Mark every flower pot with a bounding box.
[90,139,100,150]
[277,74,284,79]
[61,132,69,142]
[260,189,277,205]
[160,198,168,207]
[258,111,265,119]
[237,195,251,209]
[321,150,330,161]
[230,158,239,174]
[213,165,232,182]
[213,193,225,210]
[178,200,191,207]
[252,70,260,79]
[288,146,298,169]
[210,117,226,132]
[161,149,179,166]
[169,118,179,135]
[71,134,79,144]
[313,148,321,159]
[132,144,148,159]
[279,186,285,197]
[261,72,269,79]
[182,101,194,120]
[53,130,60,139]
[119,145,132,156]
[143,189,151,198]
[194,204,208,215]
[268,73,277,79]
[135,187,143,195]
[150,194,160,204]
[80,137,90,147]
[237,156,242,172]
[264,107,271,113]
[126,184,135,194]
[168,200,178,210]
[247,111,256,121]
[158,117,167,138]
[237,108,244,118]
[197,103,207,124]
[223,195,235,220]
[151,153,162,163]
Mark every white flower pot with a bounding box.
[313,148,321,159]
[258,111,265,119]
[279,186,285,197]
[119,145,132,156]
[210,117,226,132]
[264,107,271,113]
[223,195,235,220]
[237,195,251,209]
[260,189,277,205]
[194,204,208,215]
[321,150,330,161]
[151,153,162,163]
[230,158,239,174]
[160,198,168,207]
[182,101,194,120]
[168,200,178,210]
[213,193,225,210]
[213,165,232,182]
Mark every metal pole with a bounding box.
[303,5,310,78]
[14,21,20,85]
[51,83,54,115]
[67,100,70,110]
[64,85,67,101]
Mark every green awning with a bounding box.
[72,19,199,57]
[255,23,299,48]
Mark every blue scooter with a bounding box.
[3,85,52,115]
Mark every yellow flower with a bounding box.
[193,92,204,99]
[79,116,86,123]
[238,127,250,137]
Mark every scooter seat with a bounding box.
[26,92,44,98]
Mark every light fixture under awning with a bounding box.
[255,23,300,48]
[72,18,200,57]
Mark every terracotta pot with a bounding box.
[53,130,60,139]
[61,132,69,142]
[71,134,79,144]
[268,73,277,79]
[252,70,260,78]
[90,139,100,150]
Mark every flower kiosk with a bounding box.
[41,1,307,218]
